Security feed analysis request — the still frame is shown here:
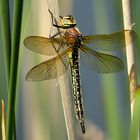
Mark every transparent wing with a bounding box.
[80,45,124,73]
[82,30,135,51]
[24,36,67,55]
[25,48,71,81]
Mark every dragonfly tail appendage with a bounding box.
[80,121,85,134]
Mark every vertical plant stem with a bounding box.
[6,0,23,140]
[2,100,6,140]
[58,76,77,140]
[122,0,139,139]
[122,0,137,107]
[102,78,124,140]
[47,1,77,138]
[129,86,140,140]
[0,0,11,81]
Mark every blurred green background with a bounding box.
[0,0,140,140]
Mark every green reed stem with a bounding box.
[6,0,23,140]
[102,77,126,140]
[0,0,11,81]
[129,86,140,140]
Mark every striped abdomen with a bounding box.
[69,48,85,133]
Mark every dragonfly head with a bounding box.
[60,15,77,28]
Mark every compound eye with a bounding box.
[70,17,73,21]
[69,16,73,20]
[64,15,73,20]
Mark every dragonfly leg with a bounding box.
[48,9,63,19]
[49,31,60,38]
[59,15,63,19]
[48,9,63,28]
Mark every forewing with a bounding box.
[24,36,67,55]
[80,45,124,73]
[82,30,135,51]
[25,48,71,81]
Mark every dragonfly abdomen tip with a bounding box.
[80,121,86,134]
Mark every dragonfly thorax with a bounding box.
[60,15,77,28]
[64,27,83,47]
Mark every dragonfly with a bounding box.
[24,10,135,134]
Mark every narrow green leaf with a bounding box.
[0,0,11,81]
[6,0,23,140]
